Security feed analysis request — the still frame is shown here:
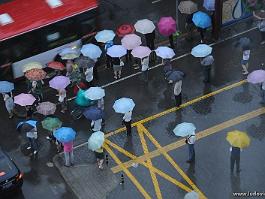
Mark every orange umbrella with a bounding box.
[25,68,46,81]
[47,61,65,70]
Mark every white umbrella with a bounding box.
[113,98,135,114]
[121,34,142,50]
[155,46,175,59]
[173,122,196,137]
[107,45,127,58]
[131,46,152,59]
[88,131,105,151]
[84,87,105,100]
[134,19,156,34]
[81,44,102,59]
[184,191,199,199]
[191,44,212,58]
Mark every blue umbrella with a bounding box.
[95,30,115,43]
[81,44,102,60]
[88,131,104,151]
[83,106,104,121]
[113,98,135,114]
[203,0,215,11]
[0,81,14,93]
[17,120,37,129]
[192,11,211,29]
[75,89,94,107]
[107,45,127,58]
[173,122,196,137]
[53,127,76,143]
[191,44,212,58]
[17,120,37,133]
[84,87,105,100]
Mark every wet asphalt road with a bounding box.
[1,1,265,199]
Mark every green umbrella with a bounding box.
[42,117,62,132]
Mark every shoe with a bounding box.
[46,136,51,140]
[114,76,117,79]
[186,160,192,163]
[134,66,140,70]
[64,164,70,167]
[33,150,38,155]
[260,41,265,45]
[61,110,65,113]
[27,146,32,150]
[242,71,249,75]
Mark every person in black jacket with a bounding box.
[230,146,241,173]
[145,30,156,62]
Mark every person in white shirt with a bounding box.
[173,80,182,107]
[26,127,38,155]
[201,55,214,83]
[141,56,150,82]
[185,133,196,163]
[97,98,105,124]
[123,111,132,136]
[57,89,67,113]
[241,49,250,75]
[258,19,265,45]
[91,119,102,132]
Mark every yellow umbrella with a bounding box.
[226,130,250,149]
[23,62,43,73]
[61,53,79,60]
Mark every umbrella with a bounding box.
[173,122,196,137]
[53,127,76,143]
[83,106,104,120]
[59,48,80,60]
[25,68,46,81]
[158,17,177,37]
[134,19,156,34]
[81,44,102,60]
[113,98,135,114]
[131,46,152,59]
[95,30,115,43]
[36,101,56,116]
[0,81,14,93]
[121,34,142,50]
[203,0,215,11]
[88,131,105,151]
[178,1,198,14]
[42,117,62,131]
[166,70,184,82]
[191,44,212,57]
[49,76,70,90]
[75,89,94,107]
[155,46,176,59]
[47,61,65,71]
[22,62,42,73]
[253,10,265,20]
[14,93,36,106]
[226,130,250,149]
[107,45,127,58]
[247,70,265,84]
[192,11,212,29]
[116,24,135,37]
[75,56,95,69]
[184,191,199,199]
[17,120,37,133]
[84,87,105,100]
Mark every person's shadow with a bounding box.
[230,175,242,199]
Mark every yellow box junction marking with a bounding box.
[106,80,246,138]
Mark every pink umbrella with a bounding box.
[121,34,142,50]
[36,101,56,116]
[158,17,177,37]
[14,93,36,106]
[131,46,152,59]
[247,70,265,84]
[49,76,70,90]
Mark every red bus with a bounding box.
[0,0,99,81]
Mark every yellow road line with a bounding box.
[112,107,265,174]
[106,80,246,138]
[139,124,207,199]
[105,139,192,192]
[103,143,152,199]
[137,125,163,199]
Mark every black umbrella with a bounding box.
[166,70,185,82]
[17,123,35,133]
[75,56,95,69]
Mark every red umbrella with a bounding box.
[47,61,65,70]
[25,68,46,81]
[73,82,88,96]
[158,17,177,37]
[116,24,135,38]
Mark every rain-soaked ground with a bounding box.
[1,0,265,199]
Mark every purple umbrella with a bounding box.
[36,101,56,116]
[247,70,265,84]
[158,17,177,37]
[14,93,36,106]
[121,34,142,50]
[49,76,70,90]
[83,106,104,121]
[131,46,152,59]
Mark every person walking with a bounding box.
[3,93,14,119]
[26,127,38,155]
[98,97,105,124]
[63,141,74,167]
[57,89,67,113]
[123,110,132,136]
[112,57,124,79]
[25,105,34,119]
[66,60,74,77]
[145,30,156,61]
[173,80,182,107]
[141,56,150,82]
[185,13,194,40]
[94,146,104,170]
[30,80,43,103]
[84,67,94,87]
[186,134,196,163]
[230,146,241,173]
[91,118,103,132]
[105,40,114,69]
[258,19,265,45]
[241,49,250,75]
[197,27,206,43]
[201,54,214,83]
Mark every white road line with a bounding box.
[152,0,162,3]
